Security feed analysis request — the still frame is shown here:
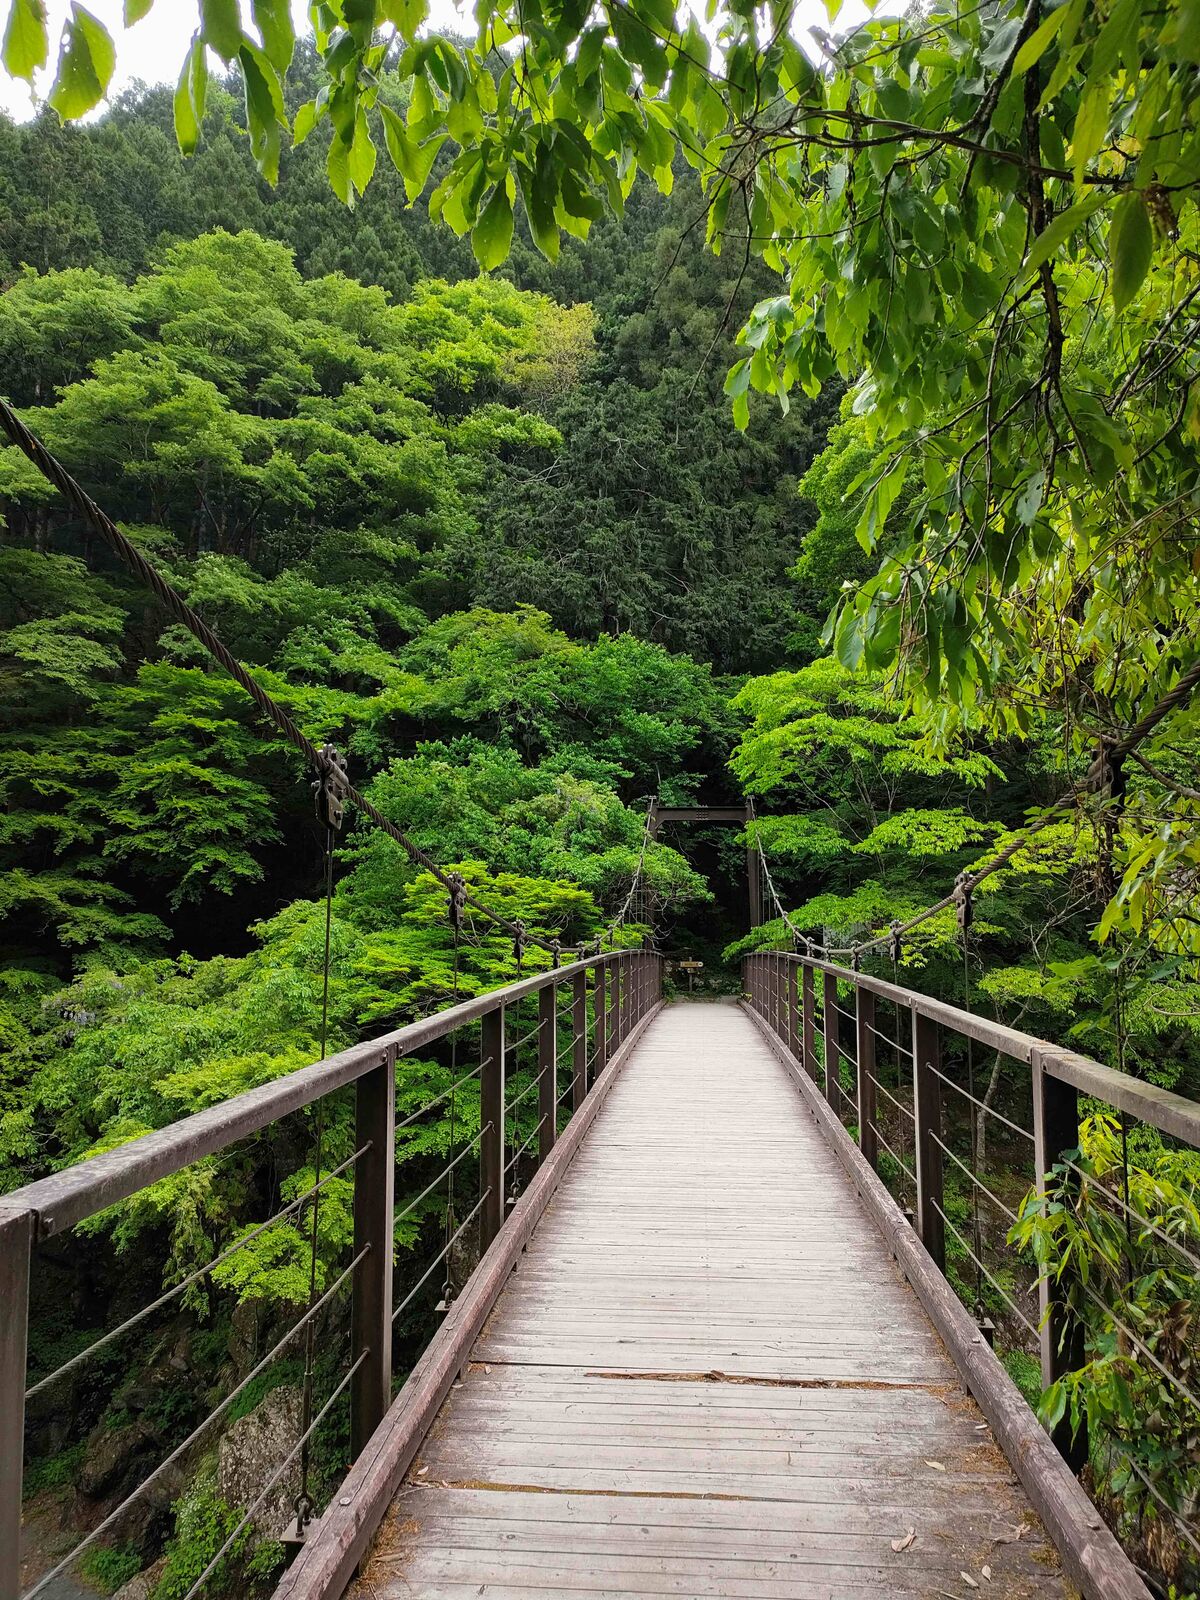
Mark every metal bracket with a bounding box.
[312,743,349,832]
[446,871,467,932]
[955,874,974,931]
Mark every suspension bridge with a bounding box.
[2,400,1198,1600]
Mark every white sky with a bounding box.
[2,0,869,121]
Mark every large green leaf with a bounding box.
[472,181,514,270]
[2,0,47,81]
[47,4,115,119]
[1109,191,1153,311]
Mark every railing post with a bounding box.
[538,981,557,1163]
[802,962,815,1078]
[572,968,588,1113]
[351,1046,395,1460]
[593,961,608,1084]
[609,958,621,1051]
[1032,1048,1088,1472]
[912,1007,945,1272]
[0,1203,32,1600]
[480,1003,505,1252]
[822,972,843,1114]
[856,986,877,1170]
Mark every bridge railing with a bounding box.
[0,948,662,1600]
[744,949,1200,1572]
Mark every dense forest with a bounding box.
[2,4,1199,1597]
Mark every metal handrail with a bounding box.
[6,950,631,1244]
[0,948,664,1600]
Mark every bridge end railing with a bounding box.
[744,949,1197,1598]
[0,949,663,1600]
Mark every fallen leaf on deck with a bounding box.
[891,1528,917,1552]
[416,1465,429,1476]
[925,1459,946,1471]
[981,1564,992,1580]
[961,1574,979,1589]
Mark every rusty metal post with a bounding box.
[593,962,608,1085]
[856,987,877,1170]
[802,963,815,1078]
[913,1007,945,1272]
[0,1203,32,1600]
[1032,1049,1088,1472]
[538,981,557,1163]
[572,969,588,1113]
[480,1004,505,1252]
[351,1047,395,1460]
[822,972,843,1115]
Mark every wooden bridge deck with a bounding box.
[351,1001,1069,1599]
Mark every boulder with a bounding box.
[78,1422,150,1498]
[112,1554,166,1600]
[217,1386,303,1538]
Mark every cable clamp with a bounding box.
[446,871,467,931]
[889,920,903,964]
[312,743,349,832]
[512,919,527,969]
[851,944,862,972]
[549,937,561,969]
[955,873,974,931]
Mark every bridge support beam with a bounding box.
[351,1046,395,1461]
[592,964,608,1085]
[0,1204,31,1600]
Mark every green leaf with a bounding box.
[239,39,283,184]
[47,5,116,119]
[381,0,428,34]
[379,103,443,203]
[199,0,241,61]
[1109,191,1153,311]
[347,104,377,197]
[251,0,293,72]
[1021,191,1108,280]
[173,35,208,155]
[1012,0,1075,74]
[1070,80,1109,185]
[472,181,514,270]
[2,0,48,81]
[123,0,153,22]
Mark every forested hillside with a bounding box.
[2,6,1199,1596]
[0,69,840,1600]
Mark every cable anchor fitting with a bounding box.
[889,920,903,965]
[850,944,862,973]
[312,743,349,832]
[549,937,561,969]
[445,871,467,932]
[955,874,974,931]
[512,919,527,971]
